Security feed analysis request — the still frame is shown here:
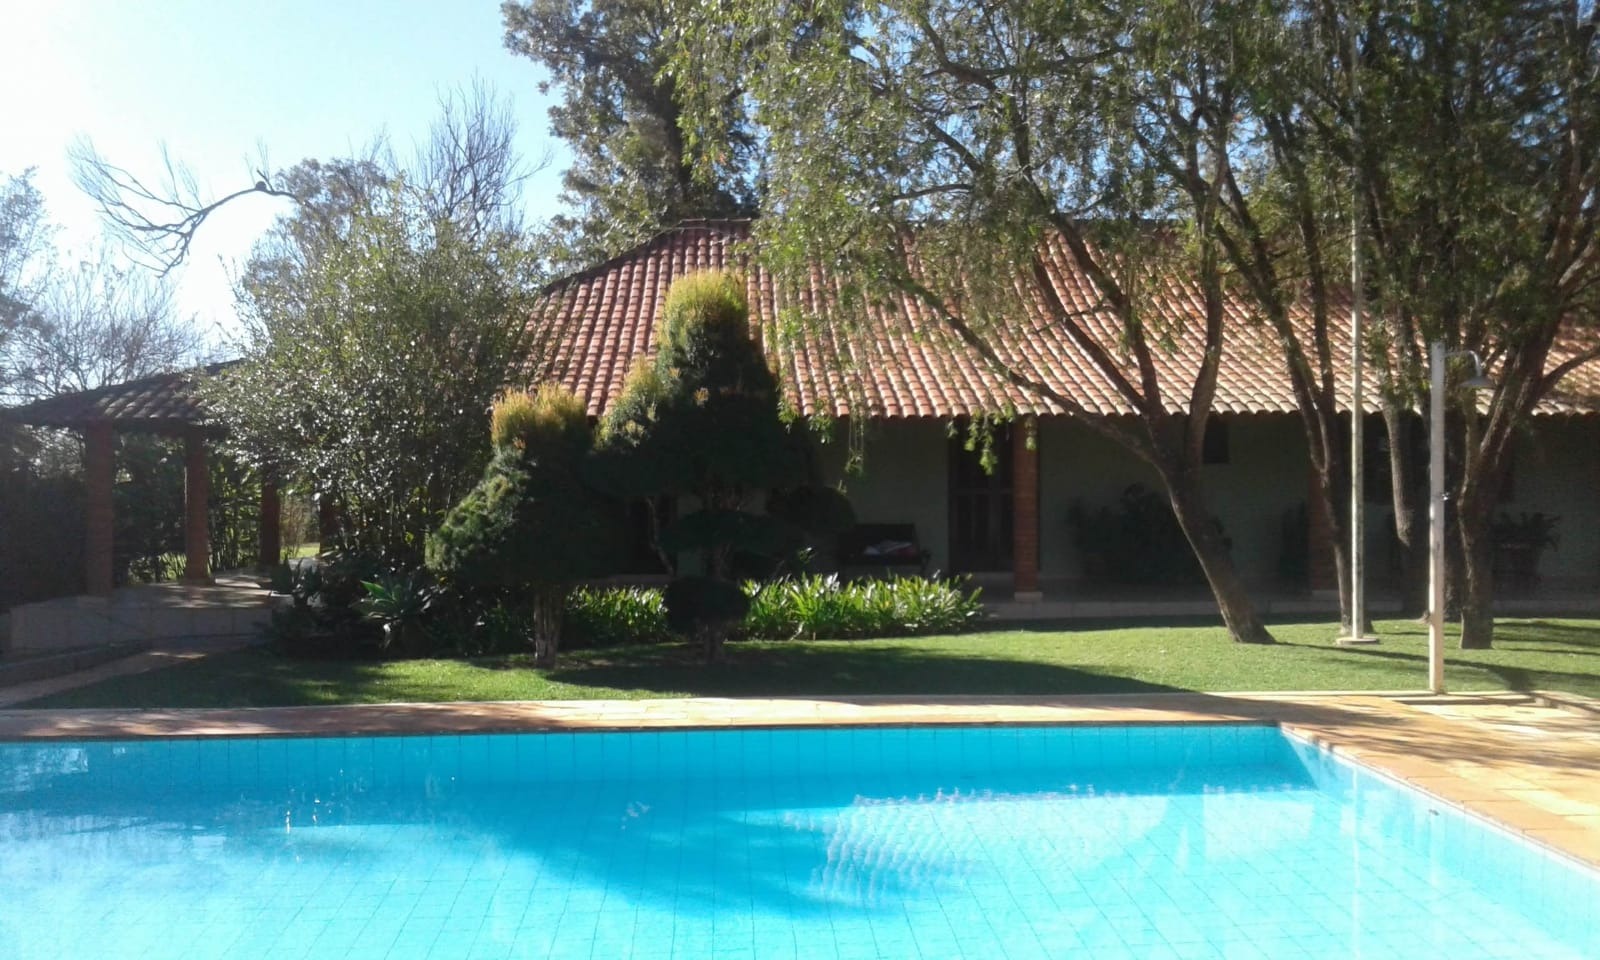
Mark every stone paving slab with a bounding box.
[0,689,1596,872]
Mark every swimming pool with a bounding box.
[1,724,1595,959]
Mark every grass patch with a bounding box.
[22,617,1600,710]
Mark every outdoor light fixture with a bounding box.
[1427,342,1494,694]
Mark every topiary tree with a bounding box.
[596,269,804,661]
[427,384,617,667]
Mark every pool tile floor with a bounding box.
[1,690,1597,873]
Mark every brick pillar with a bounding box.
[83,421,116,597]
[1307,463,1338,594]
[1013,416,1042,600]
[182,430,212,584]
[317,492,340,547]
[257,467,281,570]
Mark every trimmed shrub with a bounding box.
[428,383,619,667]
[595,269,805,662]
[665,576,751,641]
[490,384,590,450]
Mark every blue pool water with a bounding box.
[2,725,1596,959]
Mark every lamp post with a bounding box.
[1427,341,1493,694]
[1337,13,1377,646]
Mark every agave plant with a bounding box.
[357,569,439,656]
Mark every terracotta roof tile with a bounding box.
[528,220,1600,420]
[1,362,236,432]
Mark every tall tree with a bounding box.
[502,0,759,266]
[680,0,1279,643]
[206,179,539,563]
[4,251,201,403]
[200,94,545,562]
[0,170,54,385]
[71,84,532,276]
[1330,0,1600,648]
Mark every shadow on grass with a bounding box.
[1293,629,1597,695]
[547,641,1189,698]
[21,641,1188,710]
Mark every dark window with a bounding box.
[948,425,1014,572]
[1202,419,1230,465]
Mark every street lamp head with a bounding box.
[1452,349,1494,392]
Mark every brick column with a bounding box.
[83,421,116,597]
[182,430,212,584]
[317,492,340,547]
[257,467,281,570]
[1013,415,1042,600]
[1307,463,1338,594]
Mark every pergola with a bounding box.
[2,363,280,596]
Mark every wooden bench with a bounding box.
[837,523,931,575]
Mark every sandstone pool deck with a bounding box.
[1,690,1597,874]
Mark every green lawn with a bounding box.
[284,542,320,560]
[22,617,1600,709]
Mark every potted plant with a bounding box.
[1491,511,1560,591]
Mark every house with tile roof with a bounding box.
[528,219,1600,611]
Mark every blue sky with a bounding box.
[0,0,569,342]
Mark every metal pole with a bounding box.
[1428,341,1447,694]
[1337,12,1376,645]
[1349,193,1368,639]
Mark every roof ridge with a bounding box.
[539,219,755,297]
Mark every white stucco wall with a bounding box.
[1036,415,1309,587]
[816,413,1599,590]
[816,420,952,572]
[1499,416,1600,585]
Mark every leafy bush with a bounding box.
[564,585,672,647]
[426,600,535,658]
[555,575,985,646]
[0,470,83,610]
[744,574,985,640]
[260,550,384,657]
[356,570,440,656]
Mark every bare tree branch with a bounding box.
[70,139,297,277]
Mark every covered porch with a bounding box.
[2,366,282,653]
[820,410,1600,613]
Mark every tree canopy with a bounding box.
[501,0,759,267]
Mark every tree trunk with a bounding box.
[1166,475,1276,644]
[1309,456,1368,635]
[1457,490,1497,649]
[700,624,728,663]
[530,584,564,668]
[1383,407,1428,617]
